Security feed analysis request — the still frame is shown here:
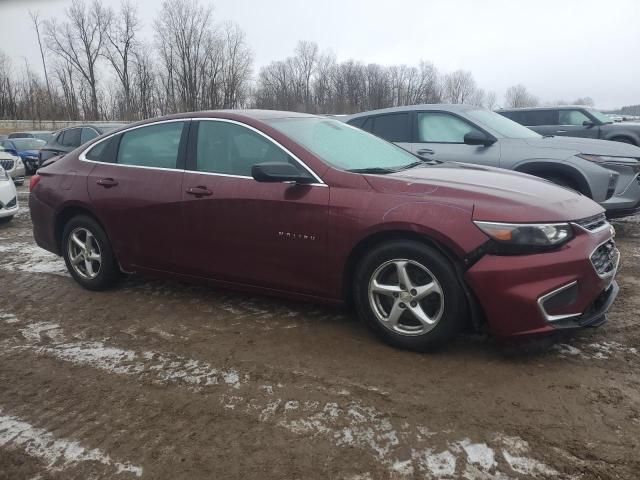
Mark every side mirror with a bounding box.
[582,120,595,128]
[252,162,315,184]
[464,131,496,146]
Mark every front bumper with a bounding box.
[464,225,618,338]
[600,166,640,218]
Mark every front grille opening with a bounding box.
[591,240,617,276]
[543,283,579,315]
[575,213,608,232]
[0,159,15,171]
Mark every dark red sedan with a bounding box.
[29,110,620,350]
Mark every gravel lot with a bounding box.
[1,185,639,479]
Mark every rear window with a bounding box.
[61,128,82,147]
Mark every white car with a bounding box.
[0,166,19,223]
[0,146,25,185]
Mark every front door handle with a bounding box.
[96,178,118,188]
[417,148,435,156]
[186,186,213,197]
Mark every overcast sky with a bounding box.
[1,0,639,109]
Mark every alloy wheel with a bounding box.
[67,227,102,279]
[368,259,444,336]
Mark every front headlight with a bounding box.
[474,221,574,248]
[578,154,640,165]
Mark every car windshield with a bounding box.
[264,117,419,172]
[466,109,541,139]
[10,138,46,150]
[587,109,613,124]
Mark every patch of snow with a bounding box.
[458,439,496,471]
[0,242,67,276]
[0,409,141,476]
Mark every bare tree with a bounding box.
[573,96,594,107]
[44,0,111,119]
[485,91,498,110]
[504,84,539,108]
[29,11,52,104]
[104,0,139,120]
[443,70,477,104]
[155,0,215,112]
[220,22,253,108]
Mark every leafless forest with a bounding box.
[0,0,597,122]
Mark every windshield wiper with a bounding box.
[398,158,443,170]
[347,167,397,174]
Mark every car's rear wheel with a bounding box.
[0,216,13,224]
[353,240,466,351]
[62,215,119,290]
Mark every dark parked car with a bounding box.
[9,131,53,142]
[498,106,640,145]
[345,105,640,218]
[0,138,46,175]
[30,111,619,351]
[39,123,127,166]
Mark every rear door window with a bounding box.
[520,110,557,126]
[117,122,185,169]
[371,113,411,142]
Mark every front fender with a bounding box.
[512,158,613,201]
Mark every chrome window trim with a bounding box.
[536,280,582,323]
[78,117,327,187]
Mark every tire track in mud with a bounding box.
[0,312,586,479]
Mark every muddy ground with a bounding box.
[0,184,639,480]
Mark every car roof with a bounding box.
[499,105,596,112]
[343,104,483,120]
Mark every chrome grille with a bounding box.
[590,240,618,277]
[0,159,15,171]
[575,213,608,232]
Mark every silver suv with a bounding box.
[345,104,640,218]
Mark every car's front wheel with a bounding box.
[0,216,13,224]
[62,215,120,290]
[354,240,466,351]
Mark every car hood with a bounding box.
[365,162,603,223]
[523,136,640,158]
[18,149,40,157]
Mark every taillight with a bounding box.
[29,174,42,191]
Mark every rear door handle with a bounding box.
[186,186,213,197]
[96,178,118,188]
[417,148,435,156]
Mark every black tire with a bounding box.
[0,216,13,224]
[353,240,467,351]
[62,215,120,291]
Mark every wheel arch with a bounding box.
[342,229,485,330]
[514,160,593,197]
[607,134,638,146]
[54,203,110,254]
